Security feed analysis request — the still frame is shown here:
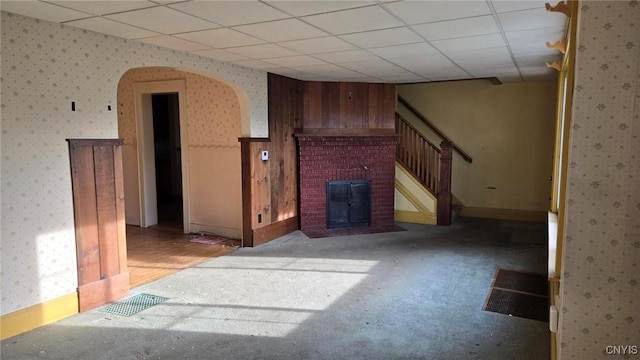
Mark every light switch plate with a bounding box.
[261,150,269,161]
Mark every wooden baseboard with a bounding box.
[252,216,299,247]
[460,207,547,222]
[0,293,79,340]
[78,272,129,312]
[395,210,437,225]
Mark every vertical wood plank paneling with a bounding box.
[68,139,129,312]
[71,145,100,285]
[112,145,128,274]
[304,82,322,128]
[322,82,341,129]
[239,138,254,247]
[93,145,119,278]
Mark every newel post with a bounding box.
[437,141,453,226]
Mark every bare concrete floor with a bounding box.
[2,217,550,360]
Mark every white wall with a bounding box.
[0,11,267,315]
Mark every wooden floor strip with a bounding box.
[126,225,238,288]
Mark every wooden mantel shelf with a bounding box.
[294,128,398,137]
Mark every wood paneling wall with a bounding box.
[239,74,302,247]
[68,139,129,311]
[303,82,396,131]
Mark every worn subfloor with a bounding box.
[1,217,550,360]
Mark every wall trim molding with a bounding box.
[395,210,437,225]
[252,217,299,247]
[461,207,547,222]
[0,293,78,340]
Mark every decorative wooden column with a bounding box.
[437,141,453,226]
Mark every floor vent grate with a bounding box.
[483,268,549,322]
[101,293,169,317]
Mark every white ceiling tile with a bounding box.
[191,49,249,62]
[1,1,91,22]
[65,17,160,39]
[412,15,499,41]
[390,54,458,73]
[175,28,263,48]
[265,1,374,16]
[506,26,566,55]
[368,42,439,59]
[267,67,306,76]
[340,27,423,49]
[384,1,491,25]
[375,72,425,83]
[447,47,514,67]
[292,64,363,78]
[232,59,280,70]
[340,59,405,76]
[514,53,562,67]
[169,1,289,26]
[138,35,210,51]
[106,6,216,34]
[233,18,328,42]
[428,70,470,81]
[491,0,544,13]
[498,8,568,32]
[465,65,520,78]
[432,34,506,52]
[302,5,403,35]
[50,1,156,15]
[279,37,356,55]
[313,50,380,64]
[226,44,300,59]
[266,55,327,67]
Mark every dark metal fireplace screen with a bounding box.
[326,180,371,229]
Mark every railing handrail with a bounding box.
[397,95,473,163]
[396,113,441,153]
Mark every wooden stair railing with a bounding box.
[397,95,473,163]
[396,114,452,226]
[396,113,441,196]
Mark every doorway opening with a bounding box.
[152,93,183,230]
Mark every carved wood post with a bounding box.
[437,141,453,226]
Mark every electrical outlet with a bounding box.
[258,214,262,223]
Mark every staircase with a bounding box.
[395,96,472,226]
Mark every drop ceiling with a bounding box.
[0,0,569,83]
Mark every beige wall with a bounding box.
[118,67,242,238]
[398,80,557,217]
[558,2,640,358]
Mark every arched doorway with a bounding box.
[117,67,246,287]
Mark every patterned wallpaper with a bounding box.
[0,11,266,315]
[118,67,242,231]
[118,67,241,147]
[559,1,639,359]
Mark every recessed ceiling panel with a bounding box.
[368,42,439,59]
[1,1,90,22]
[169,1,289,26]
[233,18,328,42]
[279,37,356,55]
[226,44,300,59]
[412,15,499,41]
[139,35,210,52]
[191,49,249,62]
[340,27,423,49]
[302,5,403,35]
[491,1,544,14]
[266,55,327,68]
[66,17,160,39]
[384,1,491,25]
[266,1,374,16]
[432,34,506,52]
[447,47,514,68]
[498,8,568,32]
[313,50,380,64]
[232,59,281,70]
[175,28,263,48]
[50,1,156,15]
[506,26,566,56]
[340,59,405,76]
[106,6,216,34]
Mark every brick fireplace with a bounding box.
[296,134,397,234]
